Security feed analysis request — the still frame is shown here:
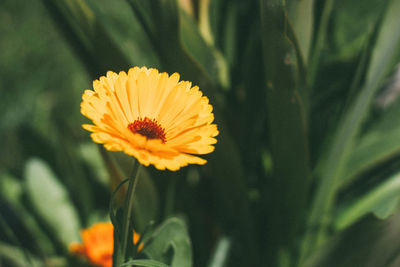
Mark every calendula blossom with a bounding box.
[81,66,218,171]
[69,222,142,267]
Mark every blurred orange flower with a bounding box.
[69,222,142,267]
[80,66,218,171]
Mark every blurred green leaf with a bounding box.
[0,172,23,204]
[0,242,41,267]
[342,100,400,183]
[305,211,400,267]
[286,0,314,64]
[335,171,400,230]
[41,0,131,76]
[308,0,334,84]
[0,172,54,254]
[25,158,81,246]
[260,0,310,264]
[143,217,192,267]
[206,237,231,267]
[330,0,386,61]
[85,0,159,68]
[208,0,238,67]
[79,143,109,186]
[304,0,400,255]
[179,10,230,88]
[127,0,224,93]
[122,259,170,267]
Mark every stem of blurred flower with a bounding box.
[115,161,141,267]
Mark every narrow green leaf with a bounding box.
[126,0,222,93]
[330,0,385,60]
[0,172,54,254]
[121,259,170,267]
[206,237,231,267]
[143,218,192,267]
[335,171,400,230]
[286,0,314,64]
[41,0,131,76]
[305,211,400,267]
[308,0,334,84]
[0,242,41,267]
[179,9,230,88]
[303,0,400,257]
[342,100,400,183]
[79,143,108,186]
[85,0,159,67]
[24,158,81,246]
[260,0,310,264]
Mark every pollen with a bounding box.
[128,117,166,143]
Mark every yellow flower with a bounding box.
[81,66,218,171]
[69,222,143,267]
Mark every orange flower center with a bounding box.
[128,117,166,143]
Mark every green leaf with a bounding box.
[79,143,109,186]
[0,242,41,267]
[206,237,231,267]
[0,172,54,254]
[0,172,23,204]
[335,171,400,230]
[41,0,131,76]
[303,0,400,256]
[260,0,310,264]
[305,211,400,267]
[308,0,334,83]
[143,218,192,267]
[85,0,159,68]
[342,100,400,183]
[126,0,223,94]
[24,158,81,246]
[286,0,314,64]
[179,9,230,88]
[330,0,385,60]
[121,259,170,267]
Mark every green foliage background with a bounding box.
[1,0,400,266]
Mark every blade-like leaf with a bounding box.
[305,211,400,267]
[342,100,400,183]
[308,0,334,84]
[260,0,310,264]
[25,158,81,246]
[286,0,314,64]
[127,0,229,93]
[303,0,400,257]
[0,242,41,267]
[335,171,400,230]
[206,237,231,267]
[0,172,54,254]
[41,0,131,77]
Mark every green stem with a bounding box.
[115,162,141,267]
